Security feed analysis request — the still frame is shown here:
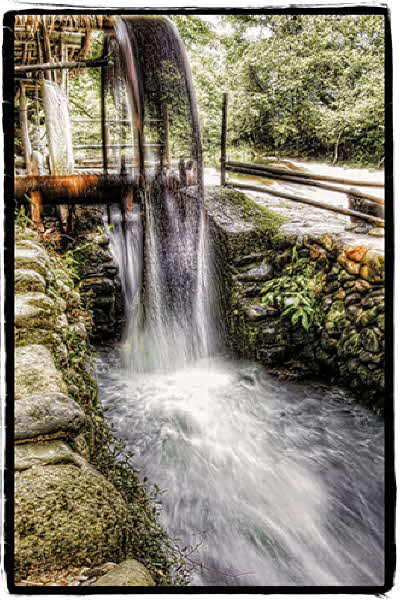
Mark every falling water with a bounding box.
[98,16,384,587]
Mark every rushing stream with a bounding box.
[96,16,384,587]
[97,352,384,586]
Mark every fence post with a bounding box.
[220,91,228,186]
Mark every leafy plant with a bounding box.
[260,245,319,330]
[15,203,33,230]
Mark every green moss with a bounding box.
[219,188,287,235]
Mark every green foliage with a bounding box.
[67,15,384,167]
[172,14,384,166]
[261,246,320,330]
[14,204,33,231]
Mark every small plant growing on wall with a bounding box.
[260,245,320,331]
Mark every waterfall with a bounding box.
[109,183,217,373]
[106,17,217,373]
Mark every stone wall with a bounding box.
[206,187,385,412]
[37,203,124,343]
[13,226,178,587]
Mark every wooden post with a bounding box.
[19,82,44,231]
[19,82,32,173]
[220,91,228,186]
[100,65,108,174]
[30,153,45,233]
[40,23,52,81]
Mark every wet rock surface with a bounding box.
[15,345,68,399]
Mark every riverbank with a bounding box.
[205,187,385,410]
[13,222,189,587]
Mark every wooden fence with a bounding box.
[219,92,384,228]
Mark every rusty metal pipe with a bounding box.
[14,174,138,205]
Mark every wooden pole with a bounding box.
[40,23,53,81]
[225,181,384,227]
[226,160,384,188]
[100,65,108,174]
[225,163,384,205]
[19,82,44,231]
[220,92,228,186]
[15,57,112,73]
[19,82,32,173]
[30,154,45,233]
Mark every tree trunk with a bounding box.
[332,127,344,165]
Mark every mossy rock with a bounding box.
[15,269,46,293]
[15,247,49,278]
[15,440,84,471]
[15,344,67,399]
[15,392,86,442]
[15,464,132,575]
[94,559,155,587]
[15,292,56,330]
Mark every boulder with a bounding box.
[15,464,132,574]
[94,559,155,587]
[15,292,56,329]
[237,263,274,282]
[15,344,67,399]
[15,247,48,277]
[15,440,84,471]
[15,392,85,441]
[15,269,46,293]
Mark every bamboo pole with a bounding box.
[225,181,384,227]
[15,58,112,73]
[220,92,228,186]
[225,163,384,204]
[226,160,384,188]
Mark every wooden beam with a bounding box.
[225,181,384,227]
[226,160,384,188]
[14,174,138,205]
[15,58,112,73]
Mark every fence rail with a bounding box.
[219,92,384,226]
